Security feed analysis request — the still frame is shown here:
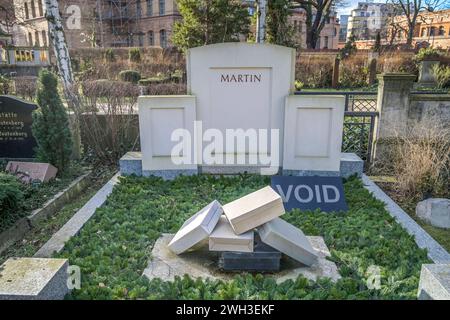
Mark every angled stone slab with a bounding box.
[0,258,69,300]
[168,200,222,254]
[418,264,450,300]
[209,216,254,252]
[6,161,58,184]
[219,240,281,272]
[258,218,318,266]
[223,186,285,235]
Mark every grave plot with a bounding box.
[54,175,430,300]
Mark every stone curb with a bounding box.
[34,173,120,258]
[362,174,450,264]
[0,172,92,255]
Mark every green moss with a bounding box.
[57,175,430,300]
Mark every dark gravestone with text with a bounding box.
[271,176,348,213]
[0,96,37,158]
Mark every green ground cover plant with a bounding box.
[58,175,430,300]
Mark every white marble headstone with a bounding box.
[258,218,318,266]
[168,200,223,255]
[209,216,254,253]
[223,186,285,235]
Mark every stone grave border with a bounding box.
[34,173,120,258]
[0,171,92,255]
[362,174,450,264]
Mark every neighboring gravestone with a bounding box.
[0,258,69,300]
[418,60,439,88]
[416,198,450,229]
[0,96,37,159]
[6,161,58,184]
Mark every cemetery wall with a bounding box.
[373,73,450,164]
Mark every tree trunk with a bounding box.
[256,0,267,43]
[44,0,81,160]
[406,23,414,47]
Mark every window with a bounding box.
[324,36,329,49]
[159,0,165,15]
[438,26,445,36]
[430,27,436,36]
[421,28,427,37]
[38,0,43,16]
[160,29,167,48]
[136,0,142,18]
[147,0,153,16]
[28,32,33,46]
[42,30,47,46]
[35,31,40,46]
[24,2,29,20]
[31,0,36,18]
[148,31,154,46]
[138,34,144,47]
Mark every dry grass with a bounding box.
[390,118,450,199]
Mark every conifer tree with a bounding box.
[32,70,73,174]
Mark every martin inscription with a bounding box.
[220,74,262,83]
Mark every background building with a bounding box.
[338,14,349,47]
[288,6,340,49]
[347,1,394,41]
[391,9,450,49]
[7,0,180,48]
[5,0,341,50]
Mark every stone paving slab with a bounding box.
[0,258,69,300]
[418,264,450,300]
[34,173,120,258]
[362,174,450,264]
[143,234,340,284]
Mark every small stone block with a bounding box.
[168,200,222,254]
[119,152,143,176]
[418,264,450,300]
[0,258,69,300]
[258,218,318,266]
[223,186,285,235]
[6,161,58,183]
[209,216,254,252]
[416,198,450,229]
[219,241,281,272]
[340,153,364,178]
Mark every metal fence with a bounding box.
[294,91,379,163]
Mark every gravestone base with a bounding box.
[0,258,69,300]
[143,169,199,180]
[340,153,364,178]
[417,264,450,300]
[218,241,281,272]
[143,233,340,283]
[282,169,340,177]
[119,152,142,176]
[120,152,363,179]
